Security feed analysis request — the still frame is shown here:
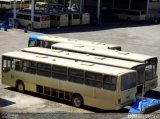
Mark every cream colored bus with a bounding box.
[80,13,90,25]
[113,9,146,21]
[0,0,30,9]
[16,10,50,29]
[28,34,122,51]
[2,51,137,110]
[51,43,158,92]
[68,12,81,26]
[22,47,145,95]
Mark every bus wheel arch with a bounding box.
[71,93,84,108]
[16,80,25,92]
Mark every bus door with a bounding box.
[2,57,11,85]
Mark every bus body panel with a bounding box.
[81,13,90,25]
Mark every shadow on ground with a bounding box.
[33,21,160,35]
[6,87,129,113]
[0,98,15,108]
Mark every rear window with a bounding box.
[42,16,50,21]
[121,72,136,91]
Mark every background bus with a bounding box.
[80,13,90,25]
[16,10,50,29]
[0,0,30,9]
[68,12,81,26]
[22,47,145,95]
[51,43,158,93]
[28,34,122,51]
[35,2,48,10]
[2,51,137,110]
[36,10,69,28]
[113,8,146,21]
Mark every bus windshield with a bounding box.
[121,73,136,91]
[145,64,157,81]
[28,40,36,47]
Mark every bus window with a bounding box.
[44,41,51,48]
[2,57,11,72]
[12,59,22,71]
[145,64,157,81]
[121,73,136,91]
[23,60,36,74]
[28,40,36,47]
[103,75,116,91]
[52,65,67,80]
[73,14,80,19]
[37,63,51,77]
[68,68,84,84]
[85,72,103,88]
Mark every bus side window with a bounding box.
[44,41,51,48]
[52,65,67,80]
[37,63,51,77]
[68,68,84,84]
[12,59,22,71]
[85,72,103,88]
[2,57,11,72]
[23,60,36,74]
[28,40,36,47]
[145,65,153,80]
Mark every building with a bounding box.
[70,0,160,22]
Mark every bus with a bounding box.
[35,9,69,28]
[28,34,122,51]
[35,2,48,10]
[22,47,145,95]
[0,0,30,9]
[48,12,69,27]
[80,13,90,25]
[2,51,137,110]
[51,43,158,92]
[68,12,81,26]
[16,10,50,29]
[113,8,146,21]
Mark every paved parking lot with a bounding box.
[0,22,160,119]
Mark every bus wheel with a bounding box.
[72,94,83,108]
[16,81,25,93]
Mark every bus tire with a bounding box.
[71,94,83,108]
[16,81,25,93]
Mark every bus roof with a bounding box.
[2,51,135,76]
[22,47,145,69]
[17,10,50,16]
[51,43,157,63]
[28,34,121,49]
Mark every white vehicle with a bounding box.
[28,34,122,51]
[22,47,145,95]
[52,43,158,92]
[2,51,137,110]
[0,0,30,9]
[47,11,69,27]
[68,12,81,26]
[80,13,90,25]
[113,8,146,21]
[16,10,50,29]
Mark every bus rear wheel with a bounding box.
[16,81,25,93]
[71,94,83,108]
